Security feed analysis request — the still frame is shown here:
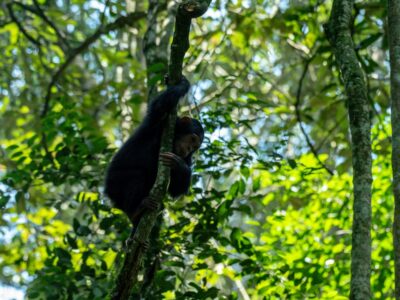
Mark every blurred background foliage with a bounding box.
[0,0,393,299]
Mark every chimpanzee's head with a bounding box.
[173,116,204,158]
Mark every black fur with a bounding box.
[105,78,203,218]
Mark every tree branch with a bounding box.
[6,3,41,46]
[168,1,211,84]
[32,0,70,50]
[325,0,372,298]
[12,1,69,50]
[294,54,334,175]
[41,11,146,118]
[111,1,211,299]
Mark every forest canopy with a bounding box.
[0,0,397,299]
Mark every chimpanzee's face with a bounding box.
[174,133,202,158]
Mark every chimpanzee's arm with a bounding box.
[168,163,192,197]
[146,78,190,123]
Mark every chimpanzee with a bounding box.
[105,77,204,225]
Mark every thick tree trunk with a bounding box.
[325,0,372,299]
[388,0,400,298]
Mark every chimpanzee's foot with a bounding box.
[142,196,159,211]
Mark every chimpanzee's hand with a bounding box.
[160,152,187,170]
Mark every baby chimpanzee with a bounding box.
[105,77,204,224]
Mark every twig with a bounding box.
[6,3,41,46]
[32,0,70,50]
[41,11,146,118]
[294,53,334,175]
[100,0,111,26]
[12,1,69,50]
[315,114,347,152]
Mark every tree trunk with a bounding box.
[388,0,400,298]
[325,0,372,299]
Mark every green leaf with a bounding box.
[288,158,297,169]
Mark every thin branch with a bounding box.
[32,0,70,50]
[12,0,69,50]
[168,0,212,84]
[6,3,41,46]
[294,53,334,175]
[41,11,146,118]
[100,0,111,26]
[315,114,347,152]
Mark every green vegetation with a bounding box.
[0,0,394,299]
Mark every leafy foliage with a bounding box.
[0,0,393,299]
